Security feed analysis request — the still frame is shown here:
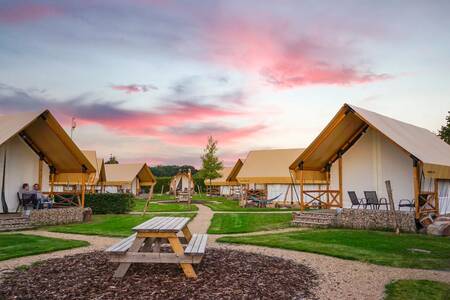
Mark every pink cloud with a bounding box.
[110,84,158,94]
[202,18,390,88]
[0,3,60,24]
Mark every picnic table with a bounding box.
[106,217,207,279]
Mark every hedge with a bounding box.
[85,193,135,214]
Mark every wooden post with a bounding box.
[299,163,304,211]
[326,169,330,207]
[434,179,439,215]
[38,158,43,191]
[142,184,154,216]
[385,180,400,235]
[187,169,192,205]
[50,167,55,197]
[413,160,420,219]
[81,171,86,208]
[338,154,343,208]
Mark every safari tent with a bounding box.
[169,171,194,195]
[204,167,233,196]
[104,163,156,196]
[289,104,450,218]
[53,150,106,193]
[237,149,325,204]
[0,110,96,213]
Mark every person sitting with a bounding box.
[18,183,36,210]
[19,183,30,198]
[31,184,52,209]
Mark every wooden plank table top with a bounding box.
[132,216,190,233]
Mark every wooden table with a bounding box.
[106,217,207,279]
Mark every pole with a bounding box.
[385,180,400,234]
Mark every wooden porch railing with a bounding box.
[301,190,342,210]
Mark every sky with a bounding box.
[0,0,449,167]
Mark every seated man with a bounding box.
[19,183,36,209]
[31,183,52,209]
[19,183,30,198]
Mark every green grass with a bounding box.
[208,213,293,234]
[132,199,198,212]
[217,229,450,270]
[197,196,299,212]
[385,280,450,300]
[45,213,196,237]
[152,194,176,201]
[0,233,89,261]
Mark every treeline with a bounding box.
[149,165,198,177]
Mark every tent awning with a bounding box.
[0,110,95,174]
[104,163,156,185]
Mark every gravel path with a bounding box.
[188,204,214,233]
[0,230,120,270]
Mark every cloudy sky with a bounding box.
[0,0,449,167]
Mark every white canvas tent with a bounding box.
[104,163,156,196]
[169,172,194,195]
[237,149,325,204]
[0,110,96,213]
[53,150,106,193]
[290,104,450,217]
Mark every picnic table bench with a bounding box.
[105,216,207,279]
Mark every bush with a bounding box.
[85,193,135,214]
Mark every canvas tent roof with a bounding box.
[226,158,244,184]
[104,163,156,186]
[236,148,324,184]
[290,104,450,179]
[0,110,95,174]
[204,167,233,186]
[54,150,105,184]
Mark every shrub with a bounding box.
[84,193,135,214]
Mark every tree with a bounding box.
[438,111,450,145]
[105,154,119,164]
[199,136,223,190]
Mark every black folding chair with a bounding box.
[348,191,366,209]
[364,191,388,210]
[398,199,415,211]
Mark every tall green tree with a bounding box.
[199,136,223,188]
[105,154,119,164]
[438,111,450,145]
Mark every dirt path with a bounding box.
[188,204,214,233]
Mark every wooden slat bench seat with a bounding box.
[184,234,208,256]
[105,233,137,254]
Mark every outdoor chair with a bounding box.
[398,199,415,211]
[347,191,366,209]
[363,191,388,210]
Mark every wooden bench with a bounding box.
[184,234,208,256]
[105,217,208,278]
[105,233,137,254]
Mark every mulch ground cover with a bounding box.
[0,248,318,299]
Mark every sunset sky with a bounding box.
[1,0,449,167]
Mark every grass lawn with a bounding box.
[132,199,198,212]
[208,213,293,234]
[0,233,89,261]
[197,196,299,212]
[385,280,450,300]
[45,213,196,237]
[217,229,450,270]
